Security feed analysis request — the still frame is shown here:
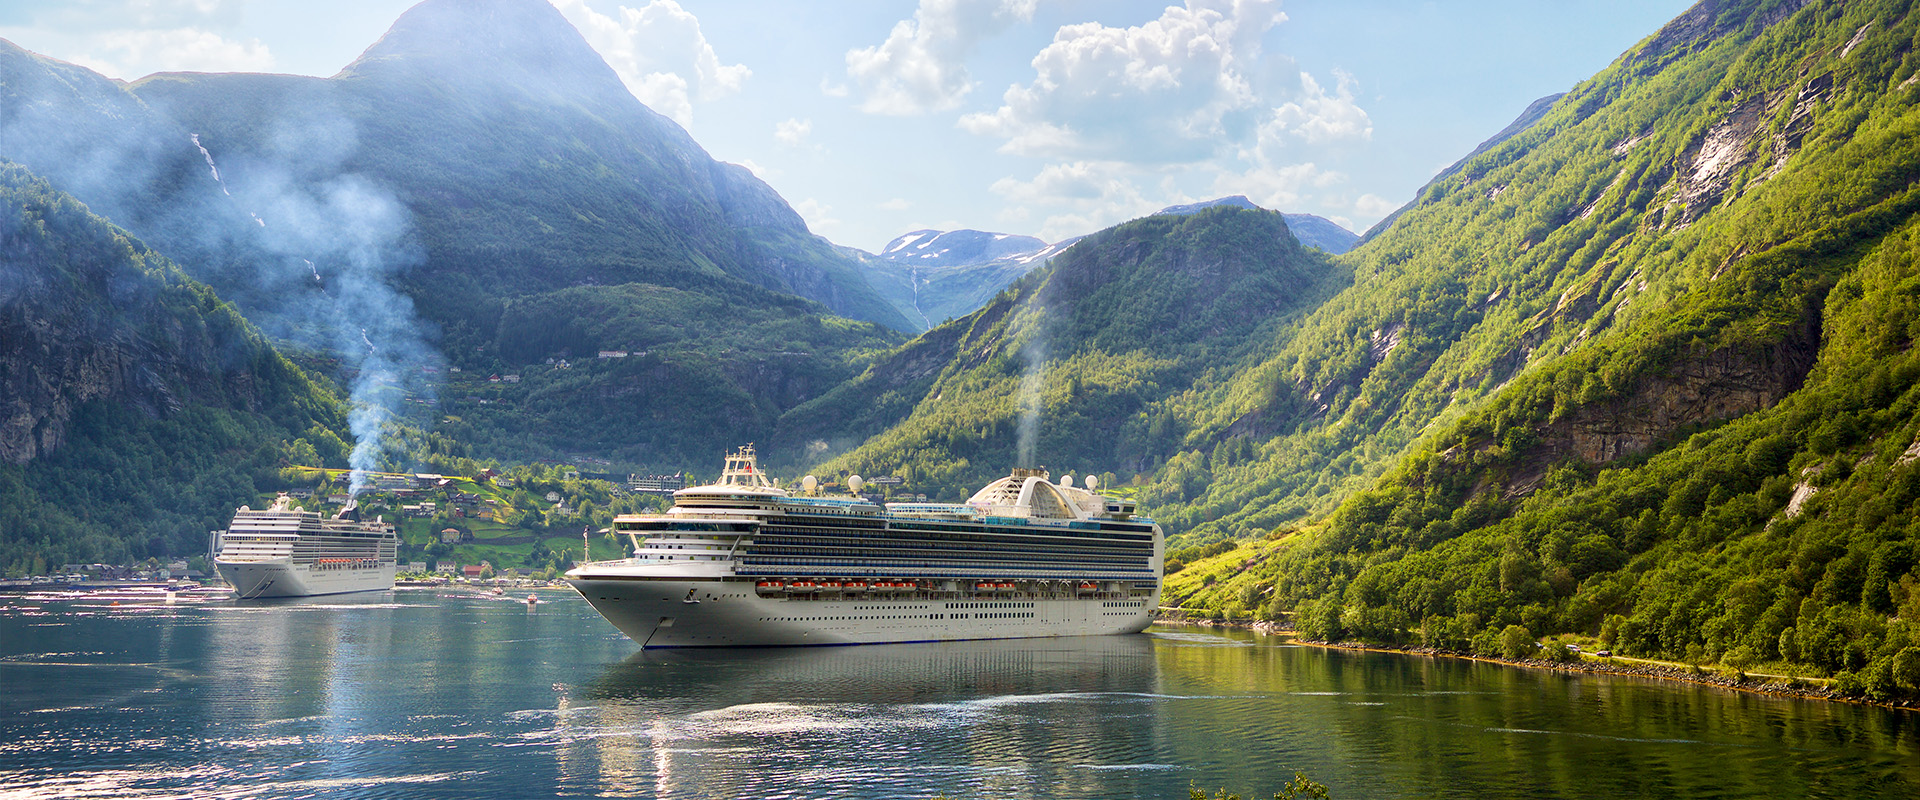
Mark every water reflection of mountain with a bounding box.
[560,635,1166,798]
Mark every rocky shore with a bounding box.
[1153,615,1919,712]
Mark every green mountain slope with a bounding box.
[790,205,1349,494]
[0,162,349,573]
[1160,0,1920,701]
[124,0,909,333]
[0,0,911,470]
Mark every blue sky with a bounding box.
[1,0,1693,251]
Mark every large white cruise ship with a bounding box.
[566,446,1163,648]
[213,495,399,599]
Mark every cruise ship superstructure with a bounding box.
[213,495,398,598]
[566,446,1163,648]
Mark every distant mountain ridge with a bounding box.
[860,199,1354,331]
[1154,196,1359,254]
[858,228,1073,330]
[879,229,1051,267]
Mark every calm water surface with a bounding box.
[2,590,1915,799]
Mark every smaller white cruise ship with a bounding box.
[567,446,1164,648]
[213,495,398,599]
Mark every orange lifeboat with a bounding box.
[1075,582,1099,593]
[789,581,819,593]
[844,581,868,592]
[755,581,786,595]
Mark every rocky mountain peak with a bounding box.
[341,0,628,106]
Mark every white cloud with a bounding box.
[793,198,840,232]
[774,118,813,146]
[959,0,1284,163]
[550,0,749,127]
[1355,193,1397,217]
[879,197,913,211]
[1209,162,1344,211]
[989,160,1159,241]
[1268,70,1372,145]
[952,0,1390,240]
[59,27,273,78]
[845,0,1037,115]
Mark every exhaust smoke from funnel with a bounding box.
[188,123,438,500]
[1015,338,1046,468]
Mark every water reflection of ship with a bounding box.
[554,635,1164,797]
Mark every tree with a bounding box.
[1499,625,1536,660]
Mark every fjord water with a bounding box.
[2,592,1914,799]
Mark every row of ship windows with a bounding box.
[739,557,1151,571]
[744,550,1147,567]
[949,602,1033,609]
[888,521,1155,539]
[746,543,1151,559]
[761,523,1151,544]
[763,614,950,622]
[752,536,1149,558]
[757,612,1035,622]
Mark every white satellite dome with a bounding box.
[802,475,818,493]
[1085,474,1098,490]
[848,475,864,493]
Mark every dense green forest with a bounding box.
[0,163,352,573]
[790,206,1350,495]
[1156,0,1920,703]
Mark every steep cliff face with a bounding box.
[0,163,350,571]
[0,163,298,464]
[1493,322,1819,498]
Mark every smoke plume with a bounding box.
[217,143,437,497]
[1,46,439,499]
[1015,337,1046,468]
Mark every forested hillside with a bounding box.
[0,0,910,471]
[0,163,350,573]
[1160,0,1920,702]
[793,206,1349,495]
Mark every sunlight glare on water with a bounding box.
[1,590,1915,799]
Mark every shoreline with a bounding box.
[1152,616,1919,713]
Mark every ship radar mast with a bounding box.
[720,444,777,490]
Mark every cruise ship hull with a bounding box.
[217,559,396,599]
[569,574,1157,648]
